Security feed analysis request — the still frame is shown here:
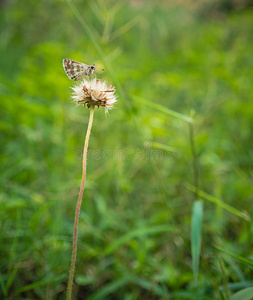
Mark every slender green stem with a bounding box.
[67,106,95,300]
[189,122,199,199]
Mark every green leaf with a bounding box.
[214,245,253,269]
[75,275,95,286]
[191,201,203,283]
[13,275,66,297]
[151,142,177,153]
[133,96,193,123]
[185,183,250,221]
[219,257,230,300]
[132,276,168,296]
[88,277,131,300]
[231,287,253,300]
[105,225,173,255]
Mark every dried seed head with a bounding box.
[71,79,117,113]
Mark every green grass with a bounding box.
[1,0,253,299]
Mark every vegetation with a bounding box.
[1,0,253,299]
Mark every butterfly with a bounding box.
[63,58,97,81]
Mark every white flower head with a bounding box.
[71,78,117,113]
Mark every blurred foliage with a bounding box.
[0,0,253,299]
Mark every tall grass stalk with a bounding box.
[189,121,199,199]
[67,105,95,300]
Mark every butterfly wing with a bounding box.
[63,58,88,81]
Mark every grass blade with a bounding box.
[133,96,193,123]
[185,183,250,221]
[13,274,66,297]
[214,245,253,269]
[110,13,143,42]
[191,201,204,283]
[231,287,253,300]
[88,277,131,300]
[105,225,173,255]
[219,257,230,300]
[151,142,177,153]
[132,276,169,297]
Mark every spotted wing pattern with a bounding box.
[63,58,89,81]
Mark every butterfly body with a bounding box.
[63,58,96,81]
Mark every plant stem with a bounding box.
[189,122,199,200]
[67,105,95,300]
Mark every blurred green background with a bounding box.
[1,0,253,299]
